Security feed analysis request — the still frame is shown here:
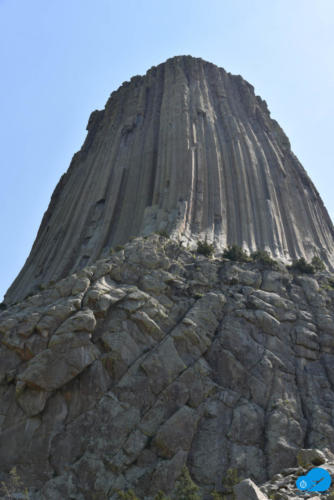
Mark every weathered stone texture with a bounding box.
[1,235,334,499]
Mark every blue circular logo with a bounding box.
[296,467,331,492]
[296,477,309,490]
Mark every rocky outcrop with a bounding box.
[258,448,334,499]
[5,55,334,304]
[2,235,334,498]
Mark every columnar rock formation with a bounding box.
[4,55,334,305]
[2,56,334,499]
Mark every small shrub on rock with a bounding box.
[156,230,170,239]
[221,467,240,494]
[116,490,140,500]
[251,250,278,269]
[0,466,30,499]
[288,257,314,274]
[311,255,326,271]
[174,466,201,500]
[154,491,170,500]
[197,239,214,258]
[223,245,250,262]
[211,491,224,499]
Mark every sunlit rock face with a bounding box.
[5,55,334,304]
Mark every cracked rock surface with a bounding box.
[2,235,334,499]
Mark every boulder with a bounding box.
[234,478,269,500]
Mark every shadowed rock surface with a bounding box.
[5,55,334,305]
[2,235,334,499]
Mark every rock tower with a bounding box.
[5,55,334,305]
[2,57,334,500]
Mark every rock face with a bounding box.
[2,56,334,499]
[5,55,334,305]
[2,235,334,498]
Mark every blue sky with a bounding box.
[1,0,334,301]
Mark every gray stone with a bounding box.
[16,386,50,416]
[35,298,80,337]
[141,337,186,394]
[101,330,142,381]
[294,326,319,351]
[234,478,269,500]
[153,406,198,458]
[54,308,96,334]
[131,310,164,340]
[228,403,265,445]
[261,271,290,295]
[223,265,262,288]
[83,277,126,312]
[171,292,225,363]
[18,342,100,391]
[71,276,91,295]
[150,450,187,495]
[297,448,326,467]
[254,309,281,335]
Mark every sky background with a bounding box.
[1,0,334,301]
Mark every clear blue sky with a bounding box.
[1,0,334,301]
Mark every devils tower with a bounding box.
[4,55,334,305]
[2,56,334,500]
